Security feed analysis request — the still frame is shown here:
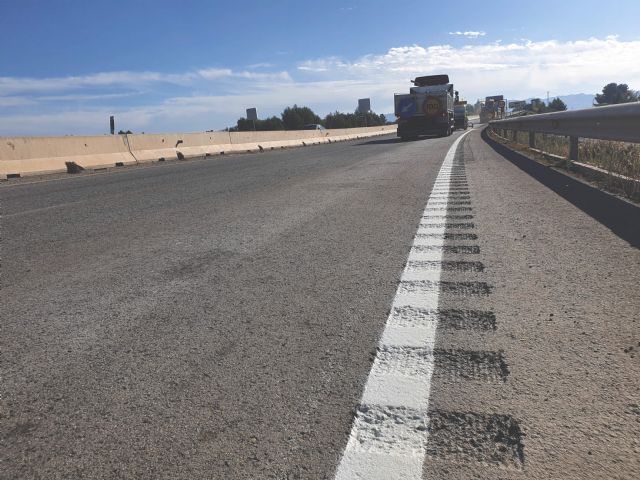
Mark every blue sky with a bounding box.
[1,0,640,135]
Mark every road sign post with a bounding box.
[246,108,257,131]
[509,100,526,111]
[358,98,371,127]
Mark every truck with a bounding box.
[479,95,506,123]
[394,74,455,140]
[453,100,468,130]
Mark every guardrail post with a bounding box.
[569,136,579,161]
[529,132,535,148]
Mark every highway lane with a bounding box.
[1,132,458,479]
[1,128,639,479]
[421,131,639,479]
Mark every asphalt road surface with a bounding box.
[1,127,638,479]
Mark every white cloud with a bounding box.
[0,71,197,95]
[449,31,486,38]
[297,36,640,102]
[0,80,385,135]
[246,62,275,69]
[0,96,37,107]
[0,68,291,96]
[38,92,141,102]
[196,68,234,80]
[2,36,639,135]
[234,71,292,81]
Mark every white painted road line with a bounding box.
[3,199,87,218]
[334,131,473,479]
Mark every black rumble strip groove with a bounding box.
[427,147,525,471]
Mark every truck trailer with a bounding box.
[453,100,468,130]
[479,95,506,123]
[394,74,455,140]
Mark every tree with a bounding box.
[234,118,253,131]
[234,116,284,131]
[362,111,387,127]
[524,98,547,114]
[594,83,638,105]
[324,111,355,129]
[232,105,388,132]
[281,105,321,130]
[323,110,387,128]
[262,116,285,130]
[465,104,475,115]
[547,97,567,112]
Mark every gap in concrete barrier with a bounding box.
[65,162,84,174]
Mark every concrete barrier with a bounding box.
[0,135,136,178]
[180,132,232,158]
[325,125,396,141]
[226,126,396,152]
[1,126,397,179]
[227,130,325,152]
[126,132,232,163]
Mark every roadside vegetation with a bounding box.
[577,139,640,199]
[228,104,389,132]
[497,130,640,201]
[491,81,640,201]
[524,97,568,113]
[594,82,639,106]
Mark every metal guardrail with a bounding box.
[490,102,640,160]
[504,110,531,118]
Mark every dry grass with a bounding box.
[538,134,570,158]
[579,139,640,179]
[578,139,640,200]
[514,131,529,146]
[492,128,640,201]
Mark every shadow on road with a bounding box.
[355,137,405,146]
[481,127,640,249]
[355,136,435,146]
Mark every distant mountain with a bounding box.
[526,93,595,110]
[552,93,596,110]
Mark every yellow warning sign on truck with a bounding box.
[423,96,441,116]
